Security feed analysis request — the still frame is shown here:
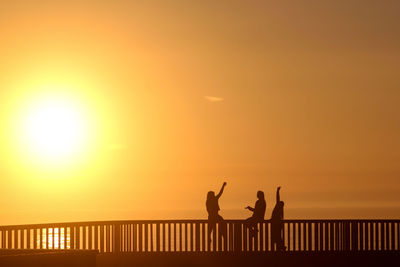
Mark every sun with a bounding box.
[18,96,90,165]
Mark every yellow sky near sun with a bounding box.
[0,0,400,224]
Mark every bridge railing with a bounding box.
[0,220,399,252]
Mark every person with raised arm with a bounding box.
[271,186,286,251]
[206,182,228,245]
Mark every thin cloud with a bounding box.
[205,96,224,102]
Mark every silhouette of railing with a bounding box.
[0,220,399,252]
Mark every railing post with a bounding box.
[114,223,121,253]
[195,222,200,252]
[234,222,242,252]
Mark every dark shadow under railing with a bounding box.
[0,220,399,252]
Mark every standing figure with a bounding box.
[271,186,285,251]
[245,190,266,234]
[206,182,227,245]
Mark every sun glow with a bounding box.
[16,95,92,167]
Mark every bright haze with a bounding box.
[0,1,399,225]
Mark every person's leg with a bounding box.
[278,223,286,251]
[217,215,227,239]
[271,224,278,251]
[208,219,216,248]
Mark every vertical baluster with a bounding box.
[397,222,400,250]
[185,223,188,252]
[314,223,318,251]
[242,222,247,251]
[259,222,264,252]
[20,229,24,249]
[226,222,230,252]
[14,229,18,249]
[223,222,228,252]
[323,223,327,251]
[344,222,348,251]
[77,226,81,250]
[232,222,241,252]
[336,222,340,251]
[26,229,31,249]
[156,223,160,252]
[265,221,269,251]
[293,223,297,251]
[202,223,206,252]
[168,223,171,252]
[1,230,5,249]
[161,223,165,252]
[179,223,182,252]
[7,230,10,249]
[82,226,86,250]
[192,223,196,252]
[87,226,92,250]
[307,223,312,251]
[297,223,301,251]
[124,224,127,252]
[374,222,379,251]
[99,225,105,252]
[144,223,148,252]
[132,224,136,252]
[138,223,142,252]
[174,223,177,252]
[195,222,200,252]
[385,222,389,250]
[380,222,384,250]
[51,228,54,249]
[130,224,133,252]
[365,223,369,251]
[360,222,364,251]
[71,227,76,250]
[56,228,59,249]
[390,222,394,251]
[99,225,104,252]
[150,223,154,252]
[107,225,111,252]
[64,227,67,250]
[125,224,129,252]
[329,223,334,251]
[303,222,306,251]
[319,222,323,251]
[287,222,291,251]
[369,222,374,251]
[39,228,43,249]
[351,221,357,251]
[94,226,98,251]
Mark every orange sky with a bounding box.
[0,1,400,225]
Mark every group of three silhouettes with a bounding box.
[206,182,285,251]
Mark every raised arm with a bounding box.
[216,182,227,199]
[276,186,281,204]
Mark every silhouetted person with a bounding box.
[245,190,266,234]
[271,186,285,251]
[206,182,227,244]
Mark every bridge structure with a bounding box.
[0,219,399,252]
[1,219,399,266]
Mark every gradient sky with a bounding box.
[1,0,400,225]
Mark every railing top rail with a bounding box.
[1,218,400,229]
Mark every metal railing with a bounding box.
[0,220,399,252]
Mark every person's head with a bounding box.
[257,190,265,200]
[207,191,215,201]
